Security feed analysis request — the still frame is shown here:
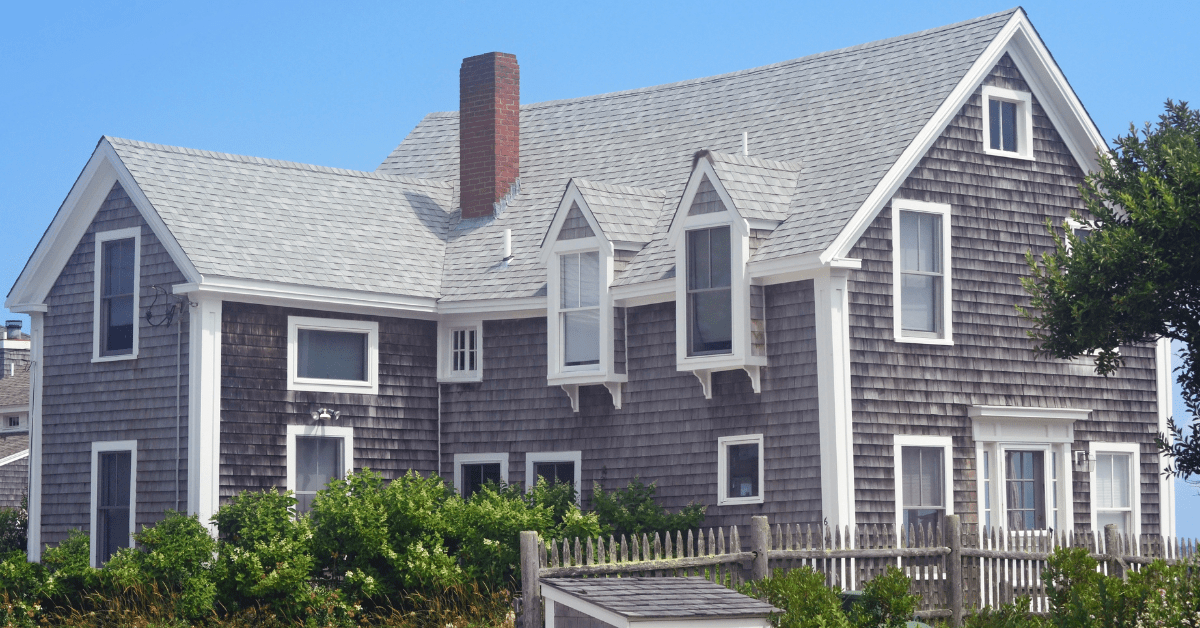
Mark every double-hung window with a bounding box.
[287,317,379,394]
[90,440,137,566]
[526,451,582,502]
[1005,450,1046,531]
[560,251,600,368]
[893,200,952,344]
[1090,443,1139,536]
[286,425,353,515]
[687,226,732,355]
[93,228,141,360]
[981,86,1033,160]
[894,435,953,535]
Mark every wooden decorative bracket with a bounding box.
[692,369,713,400]
[743,365,762,394]
[560,384,580,413]
[603,381,623,409]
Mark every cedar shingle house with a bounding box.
[0,320,31,509]
[7,8,1176,564]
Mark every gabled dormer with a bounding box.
[667,151,800,398]
[540,179,664,411]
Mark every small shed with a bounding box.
[541,577,780,628]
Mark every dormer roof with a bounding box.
[698,151,801,222]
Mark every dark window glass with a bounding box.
[297,329,367,381]
[727,443,759,499]
[452,329,478,372]
[988,99,1019,152]
[533,461,575,488]
[1005,450,1046,530]
[687,227,732,355]
[6,416,18,428]
[96,450,132,563]
[901,446,945,532]
[295,436,344,513]
[100,238,136,355]
[462,463,502,499]
[899,211,944,334]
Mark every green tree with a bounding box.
[1019,100,1200,476]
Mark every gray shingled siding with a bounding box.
[219,303,439,499]
[558,203,595,240]
[846,57,1161,533]
[688,176,726,216]
[612,249,638,275]
[440,280,820,528]
[40,182,190,547]
[613,307,627,375]
[0,457,28,510]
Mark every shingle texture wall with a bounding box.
[40,182,190,547]
[219,303,439,499]
[440,280,821,528]
[847,57,1162,533]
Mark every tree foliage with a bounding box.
[1019,100,1200,476]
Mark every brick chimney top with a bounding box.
[459,52,520,220]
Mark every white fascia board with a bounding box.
[7,139,200,309]
[968,405,1091,422]
[748,252,861,285]
[539,182,613,265]
[825,10,1108,262]
[0,449,29,468]
[173,277,439,319]
[611,278,674,307]
[0,405,29,415]
[0,339,32,350]
[437,296,548,319]
[540,585,631,628]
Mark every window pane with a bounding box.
[97,451,132,563]
[709,227,731,288]
[297,329,367,381]
[687,229,711,290]
[989,99,1001,150]
[1001,101,1017,152]
[578,251,599,308]
[563,309,600,366]
[102,239,135,297]
[690,289,732,354]
[920,214,941,273]
[104,295,135,353]
[296,437,343,493]
[900,211,920,272]
[534,461,575,487]
[1097,453,1130,509]
[1098,511,1129,536]
[902,447,944,509]
[561,253,579,308]
[904,509,943,532]
[727,443,759,498]
[1005,450,1045,530]
[463,463,502,499]
[901,274,939,332]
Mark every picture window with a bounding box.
[287,317,378,394]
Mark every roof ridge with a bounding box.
[105,136,454,188]
[410,9,1017,118]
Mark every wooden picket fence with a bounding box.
[518,516,1199,628]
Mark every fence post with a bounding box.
[1103,524,1127,581]
[520,531,541,628]
[945,514,963,627]
[751,515,770,581]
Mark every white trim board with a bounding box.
[826,9,1108,263]
[187,294,222,530]
[173,277,438,320]
[25,313,44,560]
[89,440,138,567]
[0,449,29,467]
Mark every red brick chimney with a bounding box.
[459,52,520,220]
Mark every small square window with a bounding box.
[981,86,1033,160]
[6,416,19,428]
[287,317,378,394]
[454,454,509,500]
[718,434,763,505]
[452,328,478,373]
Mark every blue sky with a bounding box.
[2,1,1198,534]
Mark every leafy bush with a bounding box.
[39,529,98,606]
[591,478,705,538]
[0,497,28,555]
[102,510,217,620]
[846,566,919,628]
[961,597,1046,628]
[1041,546,1200,628]
[738,566,850,628]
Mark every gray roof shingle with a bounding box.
[542,577,780,620]
[703,151,802,222]
[378,9,1016,300]
[572,179,666,245]
[0,372,29,408]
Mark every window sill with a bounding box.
[718,495,764,506]
[288,378,378,395]
[547,371,626,387]
[92,353,137,364]
[895,334,954,346]
[982,147,1035,161]
[438,372,482,384]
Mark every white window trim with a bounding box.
[1088,441,1141,538]
[90,439,137,567]
[437,320,484,383]
[525,450,583,504]
[981,85,1035,161]
[892,199,954,346]
[92,227,141,362]
[893,435,954,534]
[717,434,764,506]
[286,424,355,501]
[286,316,379,394]
[453,452,509,496]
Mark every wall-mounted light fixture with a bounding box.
[310,406,341,421]
[1074,450,1095,473]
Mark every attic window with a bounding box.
[981,86,1033,160]
[92,227,141,362]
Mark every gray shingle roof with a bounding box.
[0,372,29,408]
[542,576,780,620]
[109,138,454,299]
[573,179,666,245]
[379,9,1016,300]
[703,151,802,222]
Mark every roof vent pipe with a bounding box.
[502,228,512,260]
[743,132,748,157]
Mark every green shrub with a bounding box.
[591,478,705,538]
[961,597,1045,628]
[847,566,919,628]
[102,510,217,620]
[211,489,318,620]
[0,550,52,627]
[738,566,850,628]
[0,497,28,556]
[39,529,98,606]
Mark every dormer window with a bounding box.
[981,86,1033,160]
[561,251,600,368]
[686,226,732,356]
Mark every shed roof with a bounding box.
[541,577,780,621]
